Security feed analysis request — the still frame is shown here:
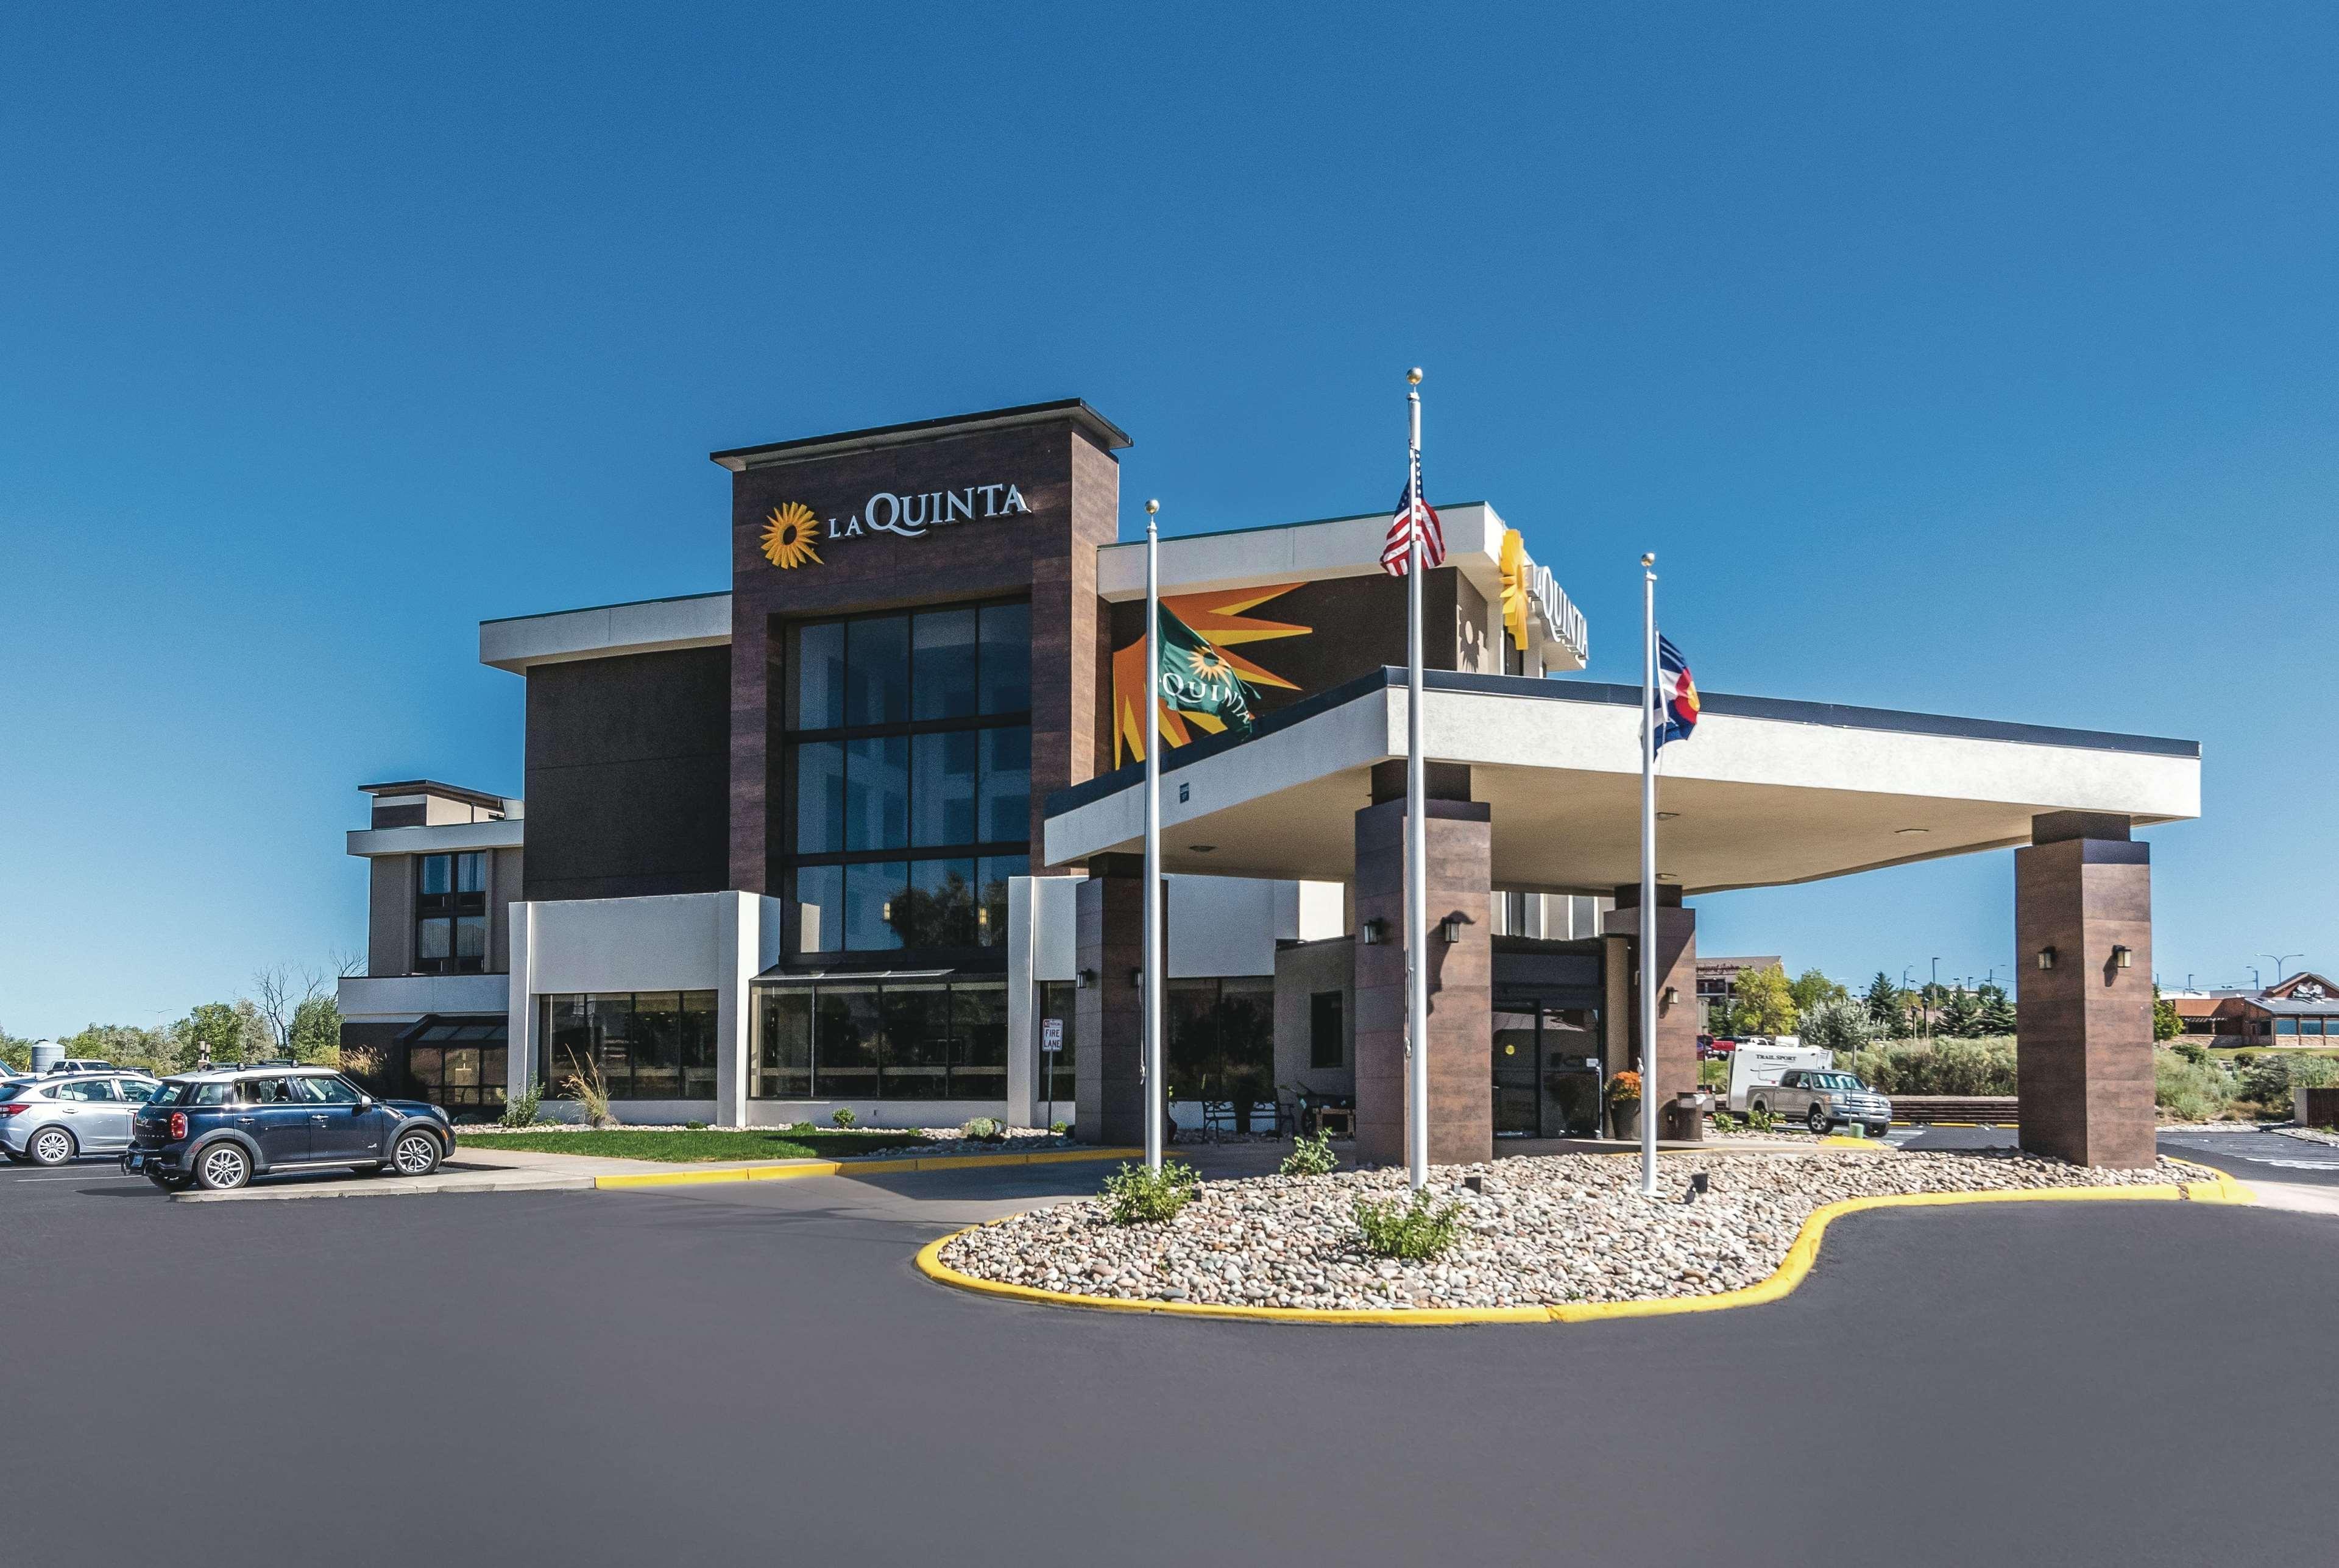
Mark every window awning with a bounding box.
[751,967,959,985]
[396,1014,511,1047]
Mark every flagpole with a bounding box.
[1144,498,1164,1174]
[1639,553,1660,1197]
[1406,369,1429,1193]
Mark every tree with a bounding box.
[181,1000,269,1065]
[2153,984,2181,1042]
[1937,987,1984,1038]
[1862,972,1901,1033]
[1977,983,2017,1037]
[1788,968,1847,1014]
[1802,995,1873,1055]
[0,1022,34,1072]
[289,992,342,1064]
[1727,962,1799,1036]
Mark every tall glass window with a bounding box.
[539,991,718,1101]
[416,851,489,975]
[749,978,1014,1102]
[785,599,1031,955]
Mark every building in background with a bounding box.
[2168,972,2339,1045]
[1695,955,1780,1033]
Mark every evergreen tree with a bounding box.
[1977,983,2017,1036]
[1863,972,1902,1032]
[1937,987,1984,1037]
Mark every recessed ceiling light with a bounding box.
[1188,844,1216,853]
[1656,811,1680,821]
[1895,827,1930,836]
[1657,871,1679,881]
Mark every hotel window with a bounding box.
[751,978,1008,1101]
[539,992,718,1100]
[786,601,1030,955]
[416,852,488,974]
[1309,991,1345,1070]
[1166,976,1276,1112]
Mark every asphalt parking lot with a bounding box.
[4,1140,2334,1568]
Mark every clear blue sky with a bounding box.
[4,4,2334,1036]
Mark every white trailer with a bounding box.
[1725,1039,1833,1112]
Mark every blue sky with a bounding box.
[3,3,2334,1034]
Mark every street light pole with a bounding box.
[2262,953,2303,985]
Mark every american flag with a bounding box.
[1381,448,1445,575]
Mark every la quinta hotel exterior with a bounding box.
[340,400,2198,1167]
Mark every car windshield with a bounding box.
[1811,1073,1864,1091]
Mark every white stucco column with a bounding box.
[715,892,757,1127]
[1006,876,1037,1126]
[506,901,535,1102]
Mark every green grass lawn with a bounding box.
[455,1128,930,1162]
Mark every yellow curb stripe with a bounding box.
[593,1146,1145,1191]
[911,1169,2252,1327]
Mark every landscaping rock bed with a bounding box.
[459,1125,1072,1159]
[937,1148,2218,1312]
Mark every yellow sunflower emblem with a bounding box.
[761,502,823,570]
[1184,645,1236,691]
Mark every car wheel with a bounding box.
[1806,1104,1830,1134]
[1869,1123,1891,1140]
[1749,1098,1768,1118]
[195,1142,252,1191]
[391,1130,443,1178]
[28,1126,78,1167]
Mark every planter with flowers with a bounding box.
[1605,1070,1643,1140]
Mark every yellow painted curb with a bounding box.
[593,1146,1145,1191]
[912,1168,2252,1327]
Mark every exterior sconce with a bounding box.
[2037,947,2057,970]
[1361,917,1390,945]
[1130,967,1144,989]
[2112,945,2132,969]
[1662,986,1680,1006]
[1074,968,1095,989]
[1438,916,1463,944]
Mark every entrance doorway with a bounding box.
[1491,938,1605,1139]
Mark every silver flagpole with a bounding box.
[1639,553,1660,1196]
[1406,369,1429,1192]
[1144,499,1164,1173]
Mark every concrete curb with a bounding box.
[176,1174,596,1202]
[911,1170,2254,1327]
[592,1146,1146,1190]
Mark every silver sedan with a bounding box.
[1,1074,164,1167]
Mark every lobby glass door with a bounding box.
[1491,1001,1605,1138]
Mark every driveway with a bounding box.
[3,1147,2332,1567]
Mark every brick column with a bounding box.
[2017,811,2155,1168]
[1353,764,1492,1168]
[1607,886,1698,1109]
[1076,857,1148,1147]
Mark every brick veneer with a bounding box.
[2017,819,2156,1168]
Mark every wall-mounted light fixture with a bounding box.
[2037,946,2058,970]
[1129,967,1144,989]
[2112,945,2133,969]
[1438,916,1463,944]
[1074,967,1096,989]
[1662,986,1680,1006]
[1361,917,1390,945]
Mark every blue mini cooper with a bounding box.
[125,1065,453,1192]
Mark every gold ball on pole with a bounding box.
[1145,498,1159,515]
[1406,367,1423,384]
[1641,553,1655,567]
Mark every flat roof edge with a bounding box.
[709,399,1131,471]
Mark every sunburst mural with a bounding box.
[1113,584,1311,765]
[760,502,823,570]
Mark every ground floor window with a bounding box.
[752,978,1005,1101]
[1038,980,1078,1114]
[1166,976,1275,1106]
[1309,991,1344,1070]
[540,992,717,1100]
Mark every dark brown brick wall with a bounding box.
[1076,863,1148,1145]
[2017,834,2156,1168]
[1352,796,1493,1167]
[1608,895,1700,1110]
[726,419,1120,893]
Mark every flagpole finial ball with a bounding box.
[1145,499,1159,515]
[1406,367,1423,384]
[1641,553,1655,567]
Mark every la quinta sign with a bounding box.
[762,479,1033,569]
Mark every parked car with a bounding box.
[123,1066,452,1192]
[1,1073,167,1167]
[1744,1068,1892,1136]
[43,1058,121,1076]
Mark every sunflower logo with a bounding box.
[1184,645,1236,691]
[760,503,823,570]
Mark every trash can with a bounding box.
[1662,1091,1705,1142]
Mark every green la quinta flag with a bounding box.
[1155,602,1257,740]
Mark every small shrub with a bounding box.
[2173,1040,2211,1067]
[1049,1120,1069,1136]
[2156,1051,2232,1122]
[1353,1188,1466,1261]
[960,1116,1005,1142]
[2237,1051,2336,1112]
[1743,1106,1776,1133]
[498,1085,543,1128]
[1279,1129,1339,1177]
[788,1120,818,1135]
[1100,1159,1200,1224]
[561,1050,615,1129]
[831,1106,858,1129]
[684,1120,708,1131]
